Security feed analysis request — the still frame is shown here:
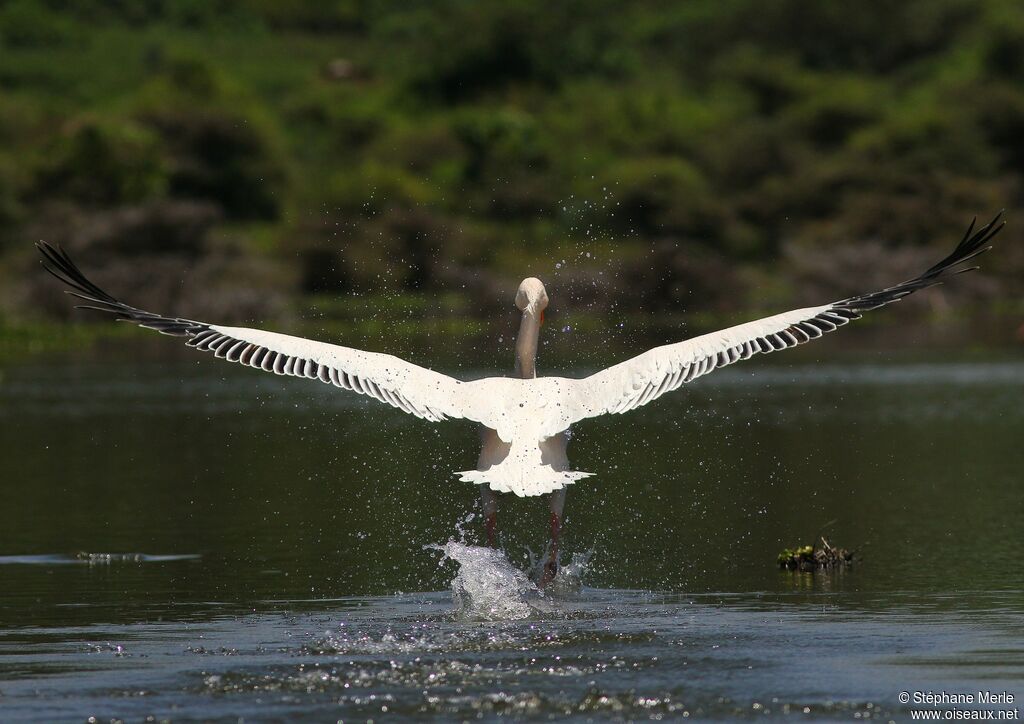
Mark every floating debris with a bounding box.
[777,537,854,571]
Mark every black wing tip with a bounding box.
[36,241,206,337]
[933,211,1003,273]
[969,211,1004,248]
[971,210,1004,245]
[36,240,118,304]
[836,211,1004,313]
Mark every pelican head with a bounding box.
[515,277,549,318]
[513,278,547,378]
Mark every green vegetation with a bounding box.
[778,539,854,571]
[0,316,139,361]
[1,0,1023,346]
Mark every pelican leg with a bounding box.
[540,489,566,587]
[481,486,498,548]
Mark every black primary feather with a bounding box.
[833,211,1004,314]
[36,241,208,337]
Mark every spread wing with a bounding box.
[553,213,1003,429]
[37,242,491,425]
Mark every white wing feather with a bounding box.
[550,212,1004,432]
[36,242,494,426]
[200,325,487,423]
[550,304,834,432]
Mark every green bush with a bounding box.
[0,0,77,48]
[1,0,1024,324]
[597,157,709,237]
[134,57,288,220]
[0,158,22,231]
[32,118,167,206]
[328,161,442,216]
[385,0,635,100]
[246,0,364,32]
[453,108,546,182]
[781,77,885,148]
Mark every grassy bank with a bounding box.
[2,1,1024,330]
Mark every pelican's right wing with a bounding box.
[551,213,1003,431]
[38,243,492,425]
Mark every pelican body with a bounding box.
[38,214,1003,583]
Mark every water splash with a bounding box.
[0,553,201,565]
[438,542,537,620]
[431,542,593,621]
[540,550,592,600]
[525,544,593,599]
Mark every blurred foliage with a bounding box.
[0,0,1022,332]
[32,118,167,206]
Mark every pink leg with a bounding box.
[540,490,566,587]
[481,487,498,548]
[486,513,497,548]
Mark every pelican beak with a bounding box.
[540,309,545,325]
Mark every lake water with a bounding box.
[1,343,1022,721]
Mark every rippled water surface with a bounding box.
[1,345,1022,721]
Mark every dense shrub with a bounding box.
[0,0,77,48]
[32,119,167,207]
[3,0,1024,322]
[134,58,288,221]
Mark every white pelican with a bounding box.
[39,213,1002,584]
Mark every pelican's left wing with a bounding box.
[551,213,1003,431]
[38,242,489,424]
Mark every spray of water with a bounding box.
[436,542,536,620]
[431,541,593,621]
[536,549,591,600]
